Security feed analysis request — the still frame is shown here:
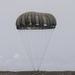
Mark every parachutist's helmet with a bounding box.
[16,11,57,30]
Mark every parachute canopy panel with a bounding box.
[16,12,57,30]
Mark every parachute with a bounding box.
[16,11,57,71]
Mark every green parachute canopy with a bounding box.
[16,11,57,30]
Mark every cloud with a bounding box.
[13,53,20,59]
[0,55,3,59]
[5,59,12,63]
[4,53,21,64]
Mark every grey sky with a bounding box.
[0,0,75,71]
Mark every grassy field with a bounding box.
[0,71,75,75]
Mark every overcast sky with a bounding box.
[0,0,75,71]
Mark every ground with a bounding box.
[0,71,75,75]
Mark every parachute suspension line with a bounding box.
[28,30,35,69]
[37,30,54,70]
[36,30,44,70]
[33,30,47,70]
[37,30,45,70]
[25,31,36,71]
[18,31,35,71]
[37,30,48,70]
[34,30,40,70]
[28,30,38,70]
